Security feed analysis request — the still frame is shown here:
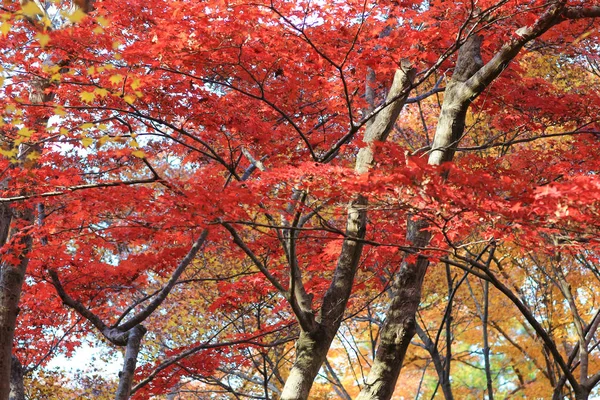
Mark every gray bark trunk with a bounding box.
[115,325,146,400]
[8,357,24,400]
[356,7,583,392]
[0,191,34,400]
[0,78,49,400]
[356,35,484,400]
[279,63,415,400]
[280,196,367,400]
[355,5,578,397]
[415,324,454,400]
[356,223,430,400]
[280,328,335,400]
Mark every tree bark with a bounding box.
[0,3,96,398]
[415,323,454,400]
[0,136,37,400]
[280,62,415,400]
[356,223,430,400]
[115,325,147,400]
[355,5,593,394]
[8,357,24,400]
[356,34,484,400]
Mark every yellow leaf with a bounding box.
[21,2,43,18]
[26,151,39,161]
[123,95,136,105]
[109,74,123,85]
[54,107,66,116]
[66,8,87,23]
[112,41,121,50]
[131,150,145,158]
[80,123,94,130]
[98,124,108,130]
[50,73,61,82]
[99,135,111,145]
[129,139,139,148]
[80,91,95,103]
[93,27,103,34]
[0,148,17,158]
[97,16,109,27]
[94,87,109,97]
[81,137,93,148]
[130,78,141,90]
[35,33,50,47]
[0,23,10,36]
[59,127,69,136]
[18,127,34,138]
[87,66,95,75]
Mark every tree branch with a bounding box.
[116,229,209,331]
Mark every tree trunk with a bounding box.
[8,357,24,400]
[356,9,576,392]
[115,325,147,400]
[356,35,484,400]
[0,3,95,396]
[280,196,367,400]
[280,328,334,400]
[356,225,430,400]
[280,63,416,400]
[0,209,33,400]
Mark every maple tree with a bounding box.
[0,0,600,399]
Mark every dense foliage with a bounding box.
[0,0,599,399]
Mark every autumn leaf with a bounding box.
[35,33,50,48]
[80,137,93,147]
[20,1,43,18]
[80,91,95,103]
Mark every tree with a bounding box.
[1,0,600,399]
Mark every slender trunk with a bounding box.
[280,197,367,400]
[8,357,24,400]
[0,3,95,396]
[115,325,146,400]
[0,210,33,400]
[281,328,334,400]
[280,63,415,400]
[356,35,483,400]
[482,280,494,400]
[356,228,430,400]
[443,263,454,400]
[0,74,48,400]
[415,324,454,400]
[324,359,352,400]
